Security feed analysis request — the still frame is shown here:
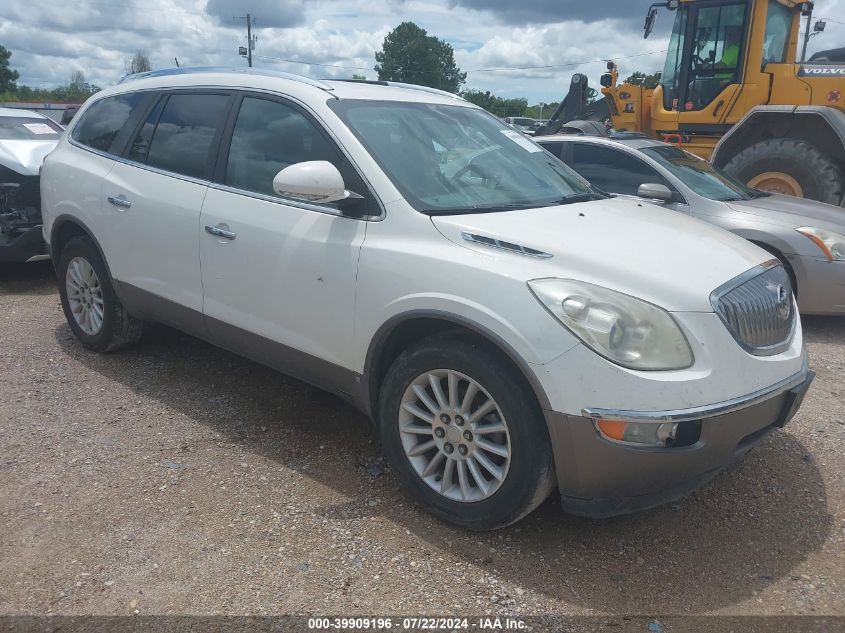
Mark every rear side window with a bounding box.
[127,98,165,164]
[71,93,144,153]
[144,94,230,179]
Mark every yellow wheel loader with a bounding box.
[598,0,845,207]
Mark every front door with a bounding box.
[564,142,689,214]
[199,94,371,391]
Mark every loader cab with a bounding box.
[656,1,802,114]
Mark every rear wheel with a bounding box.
[57,236,143,352]
[377,333,555,530]
[724,139,844,206]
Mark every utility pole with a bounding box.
[800,2,814,62]
[234,14,256,67]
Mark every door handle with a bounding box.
[107,195,131,209]
[205,224,236,240]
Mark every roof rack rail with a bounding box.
[117,66,334,91]
[333,79,390,86]
[385,82,465,101]
[330,79,465,100]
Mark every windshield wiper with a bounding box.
[421,202,541,215]
[552,192,608,205]
[421,191,608,215]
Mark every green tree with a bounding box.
[624,70,661,89]
[52,71,100,102]
[0,45,20,93]
[351,73,367,80]
[525,102,560,119]
[375,22,466,93]
[462,89,527,118]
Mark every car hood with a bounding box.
[726,194,845,232]
[0,139,59,176]
[431,196,770,312]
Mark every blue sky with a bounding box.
[1,0,843,103]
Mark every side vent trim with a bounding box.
[461,232,553,259]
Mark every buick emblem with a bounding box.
[774,284,791,320]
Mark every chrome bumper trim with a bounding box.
[25,254,51,263]
[582,355,810,423]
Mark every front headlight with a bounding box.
[528,279,694,370]
[796,227,845,261]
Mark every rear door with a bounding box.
[102,91,233,322]
[198,93,372,386]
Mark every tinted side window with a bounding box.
[145,94,229,179]
[71,93,144,153]
[568,144,671,196]
[225,97,344,198]
[128,97,165,163]
[538,141,564,159]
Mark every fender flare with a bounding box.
[711,105,845,168]
[361,309,553,417]
[50,214,121,299]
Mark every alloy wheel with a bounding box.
[398,369,511,502]
[65,256,104,336]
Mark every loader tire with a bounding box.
[724,139,844,206]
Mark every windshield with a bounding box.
[329,100,594,214]
[0,116,63,140]
[640,145,762,201]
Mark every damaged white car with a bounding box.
[0,108,62,262]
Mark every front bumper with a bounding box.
[544,366,814,519]
[0,224,50,263]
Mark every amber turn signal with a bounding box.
[596,419,628,441]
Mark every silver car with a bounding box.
[537,134,845,315]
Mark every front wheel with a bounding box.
[377,333,555,530]
[724,139,845,206]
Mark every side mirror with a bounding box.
[644,7,658,39]
[637,183,673,202]
[272,161,351,204]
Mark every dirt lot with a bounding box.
[1,262,843,619]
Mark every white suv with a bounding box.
[41,69,813,529]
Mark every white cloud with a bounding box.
[0,0,843,104]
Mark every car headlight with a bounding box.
[528,279,694,370]
[796,226,845,261]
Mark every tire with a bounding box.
[723,139,844,206]
[377,332,555,530]
[57,236,143,352]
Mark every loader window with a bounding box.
[763,0,791,66]
[685,3,747,111]
[661,8,688,111]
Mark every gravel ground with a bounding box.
[1,261,843,618]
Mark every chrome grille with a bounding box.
[711,263,796,356]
